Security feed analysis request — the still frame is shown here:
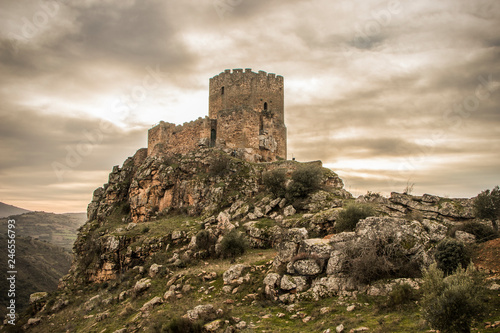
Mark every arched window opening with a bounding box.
[263,102,268,111]
[221,86,224,95]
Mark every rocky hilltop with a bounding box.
[16,147,500,333]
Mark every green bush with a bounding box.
[459,221,498,243]
[164,317,203,333]
[434,238,471,275]
[287,165,323,199]
[195,230,212,251]
[262,168,287,198]
[385,283,419,310]
[421,263,487,333]
[335,203,375,232]
[220,230,247,259]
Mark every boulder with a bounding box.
[223,264,250,285]
[293,259,323,276]
[29,292,48,304]
[284,205,296,217]
[134,278,151,293]
[186,304,217,322]
[299,238,332,257]
[455,230,476,243]
[149,263,163,277]
[140,296,163,312]
[204,319,223,332]
[217,211,234,233]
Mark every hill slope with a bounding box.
[13,148,500,332]
[0,211,86,250]
[0,202,30,218]
[0,236,72,319]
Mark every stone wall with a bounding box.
[147,118,211,156]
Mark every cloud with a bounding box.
[0,0,499,212]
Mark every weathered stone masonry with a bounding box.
[147,69,287,162]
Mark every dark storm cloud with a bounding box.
[0,107,146,171]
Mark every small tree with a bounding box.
[458,221,498,243]
[262,169,287,198]
[287,164,323,199]
[434,238,471,275]
[421,263,487,333]
[473,185,500,231]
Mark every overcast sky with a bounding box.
[0,0,499,213]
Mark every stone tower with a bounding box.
[208,69,287,161]
[147,69,287,162]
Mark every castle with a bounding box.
[147,69,287,162]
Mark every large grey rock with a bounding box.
[134,278,151,293]
[263,273,281,297]
[299,238,332,257]
[279,275,297,291]
[217,211,234,233]
[141,296,162,312]
[283,205,296,217]
[29,292,48,304]
[293,259,322,276]
[356,217,435,267]
[455,230,476,243]
[326,250,343,275]
[223,264,250,285]
[186,304,217,322]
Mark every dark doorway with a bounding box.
[210,129,216,147]
[263,102,268,111]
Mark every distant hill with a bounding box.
[0,202,30,218]
[0,235,72,319]
[0,211,87,250]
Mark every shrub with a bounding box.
[434,238,471,275]
[287,164,323,199]
[341,236,422,284]
[195,230,212,251]
[421,263,487,333]
[220,230,247,259]
[335,203,375,232]
[262,168,287,197]
[459,220,498,243]
[209,154,230,177]
[385,283,419,310]
[164,317,203,333]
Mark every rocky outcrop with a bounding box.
[358,192,474,223]
[88,148,347,225]
[265,216,444,302]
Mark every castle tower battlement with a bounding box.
[209,68,284,123]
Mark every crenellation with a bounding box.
[149,69,287,162]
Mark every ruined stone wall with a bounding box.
[147,118,211,156]
[209,69,284,122]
